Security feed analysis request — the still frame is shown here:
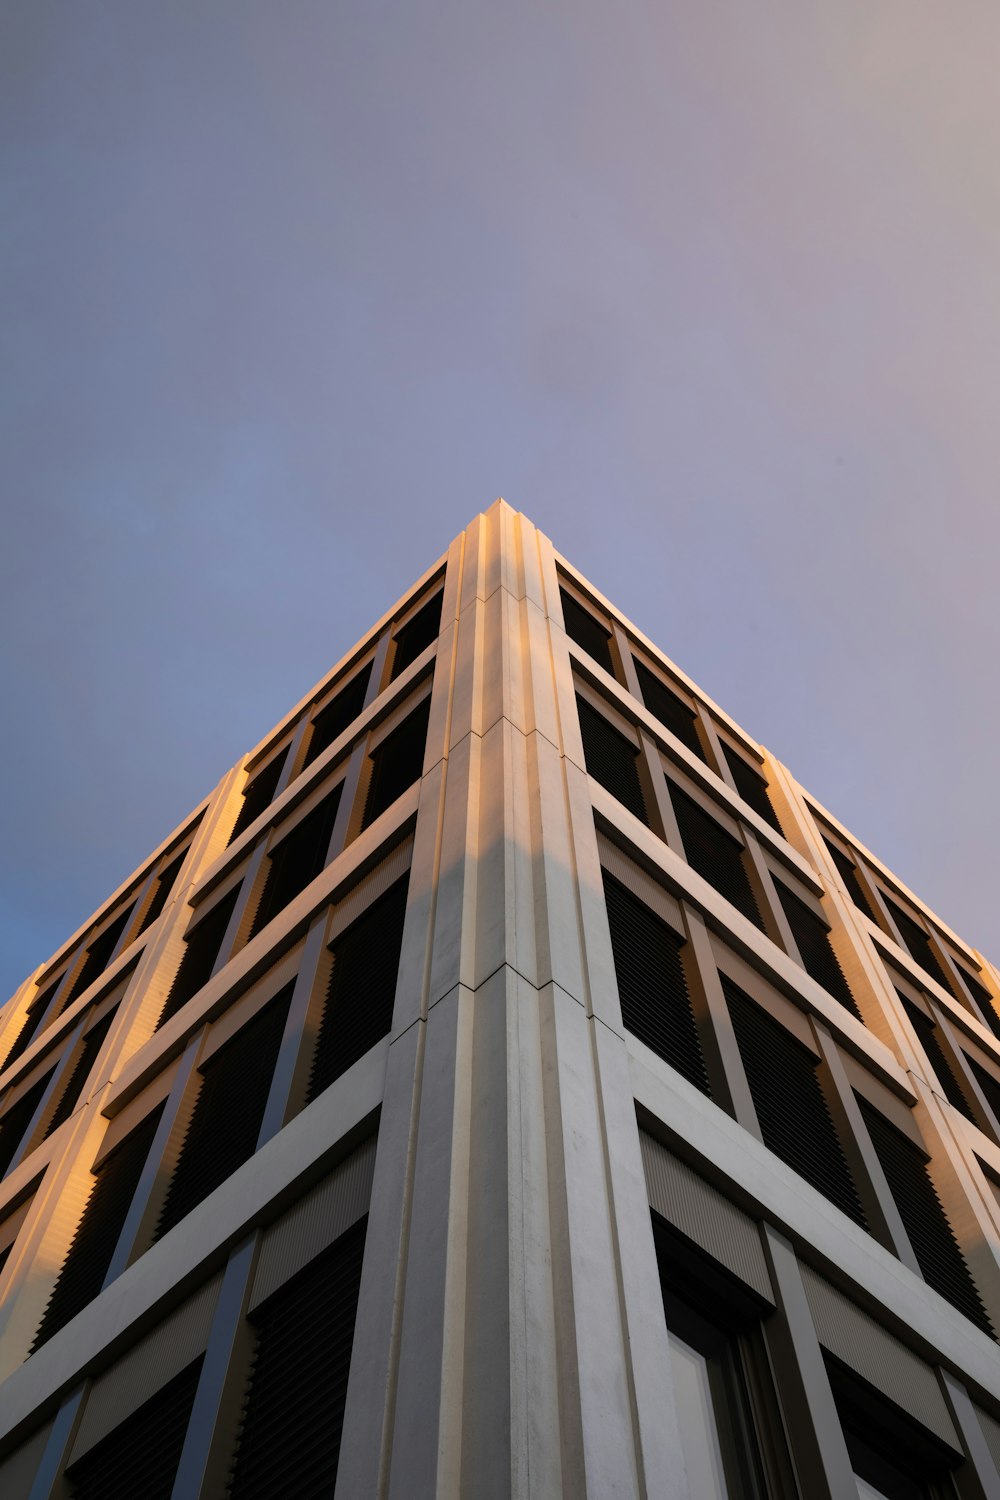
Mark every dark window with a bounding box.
[0,1071,54,1178]
[32,1107,164,1351]
[576,697,649,826]
[135,849,187,937]
[669,785,765,932]
[633,660,704,761]
[968,1058,1000,1130]
[881,895,955,998]
[722,748,782,834]
[302,665,373,770]
[227,1217,367,1499]
[957,967,1000,1042]
[155,988,292,1241]
[248,786,343,941]
[44,1007,119,1138]
[602,873,709,1095]
[308,879,409,1103]
[2,977,61,1071]
[560,588,615,675]
[158,887,241,1030]
[723,976,867,1228]
[65,1359,202,1500]
[823,838,879,923]
[651,1216,795,1500]
[827,1358,963,1500]
[898,993,976,1124]
[858,1099,993,1336]
[228,751,288,847]
[773,880,861,1020]
[360,698,431,831]
[390,591,444,681]
[62,905,135,1007]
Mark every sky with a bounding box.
[2,1,999,998]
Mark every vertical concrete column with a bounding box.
[338,503,690,1498]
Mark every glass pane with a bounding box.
[668,1331,731,1500]
[856,1479,892,1500]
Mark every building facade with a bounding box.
[0,500,999,1498]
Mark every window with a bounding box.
[2,977,61,1071]
[65,1359,202,1500]
[773,879,860,1020]
[248,785,342,940]
[823,838,879,924]
[389,590,443,681]
[634,660,704,761]
[668,784,765,932]
[602,872,710,1095]
[881,894,954,998]
[301,664,372,770]
[857,1100,993,1336]
[134,848,187,937]
[561,588,615,675]
[896,992,976,1124]
[227,1217,367,1498]
[62,904,135,1007]
[722,747,782,834]
[307,877,409,1102]
[0,1070,54,1178]
[827,1360,961,1500]
[652,1216,796,1500]
[360,698,431,831]
[32,1107,164,1351]
[723,976,867,1227]
[956,966,1000,1042]
[228,750,288,847]
[154,988,292,1241]
[158,887,241,1029]
[576,697,649,825]
[44,1007,118,1138]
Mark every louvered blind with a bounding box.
[32,1106,164,1351]
[248,785,342,941]
[155,987,292,1242]
[633,661,704,761]
[576,697,649,825]
[898,994,975,1123]
[669,784,765,931]
[390,592,444,681]
[308,878,409,1103]
[722,747,782,834]
[602,873,709,1095]
[858,1099,993,1336]
[65,1359,202,1500]
[135,849,187,937]
[228,1217,367,1500]
[560,589,615,675]
[774,880,861,1019]
[44,1007,119,1138]
[360,698,431,831]
[882,895,954,997]
[63,906,134,1007]
[302,664,372,769]
[158,886,240,1030]
[228,751,287,847]
[0,1071,53,1178]
[823,839,878,923]
[723,976,867,1227]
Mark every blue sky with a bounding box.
[3,1,999,996]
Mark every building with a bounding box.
[0,499,999,1498]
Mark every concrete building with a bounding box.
[0,500,999,1498]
